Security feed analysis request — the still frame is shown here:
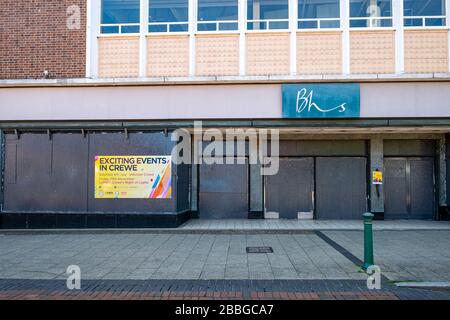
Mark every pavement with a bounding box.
[323,230,450,282]
[0,233,367,280]
[1,222,450,300]
[177,219,450,231]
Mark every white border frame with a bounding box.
[189,0,197,76]
[341,0,350,75]
[393,0,404,74]
[289,0,297,75]
[447,0,450,73]
[239,0,247,76]
[139,0,148,77]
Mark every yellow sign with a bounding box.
[372,170,383,185]
[94,156,172,199]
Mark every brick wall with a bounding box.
[0,0,86,79]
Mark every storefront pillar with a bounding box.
[370,137,384,218]
[0,130,4,219]
[438,136,447,219]
[249,163,263,218]
[191,162,198,215]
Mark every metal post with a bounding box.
[362,212,375,270]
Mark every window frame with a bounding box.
[349,0,394,29]
[297,0,341,31]
[100,0,141,35]
[246,0,290,32]
[403,0,447,28]
[196,0,240,33]
[148,0,190,34]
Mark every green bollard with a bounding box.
[362,212,375,270]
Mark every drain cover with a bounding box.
[246,246,274,254]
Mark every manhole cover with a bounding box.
[246,246,274,254]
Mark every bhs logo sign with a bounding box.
[282,83,360,118]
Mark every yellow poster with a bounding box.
[94,156,172,199]
[372,170,383,185]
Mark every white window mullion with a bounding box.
[393,0,404,74]
[239,0,247,76]
[189,0,197,76]
[289,0,297,75]
[341,0,350,75]
[86,0,92,78]
[89,0,101,78]
[447,0,450,73]
[139,0,148,77]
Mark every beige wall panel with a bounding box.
[297,32,342,75]
[350,30,395,74]
[195,35,239,76]
[246,33,290,75]
[147,35,189,77]
[404,30,449,73]
[98,37,140,78]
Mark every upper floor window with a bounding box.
[404,0,446,27]
[298,0,340,29]
[247,0,289,30]
[350,0,392,28]
[197,0,238,31]
[101,0,140,34]
[149,0,189,32]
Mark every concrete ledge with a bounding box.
[1,73,450,88]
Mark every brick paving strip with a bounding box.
[0,279,449,300]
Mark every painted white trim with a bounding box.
[196,20,239,31]
[341,0,350,75]
[195,30,240,35]
[349,27,396,31]
[403,26,450,30]
[90,0,101,78]
[139,0,148,77]
[148,21,189,33]
[298,18,340,29]
[403,15,447,27]
[393,0,404,74]
[447,0,450,73]
[146,32,189,37]
[289,0,297,76]
[85,0,92,78]
[239,0,247,76]
[189,0,197,76]
[349,16,393,28]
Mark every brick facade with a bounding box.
[0,0,86,79]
